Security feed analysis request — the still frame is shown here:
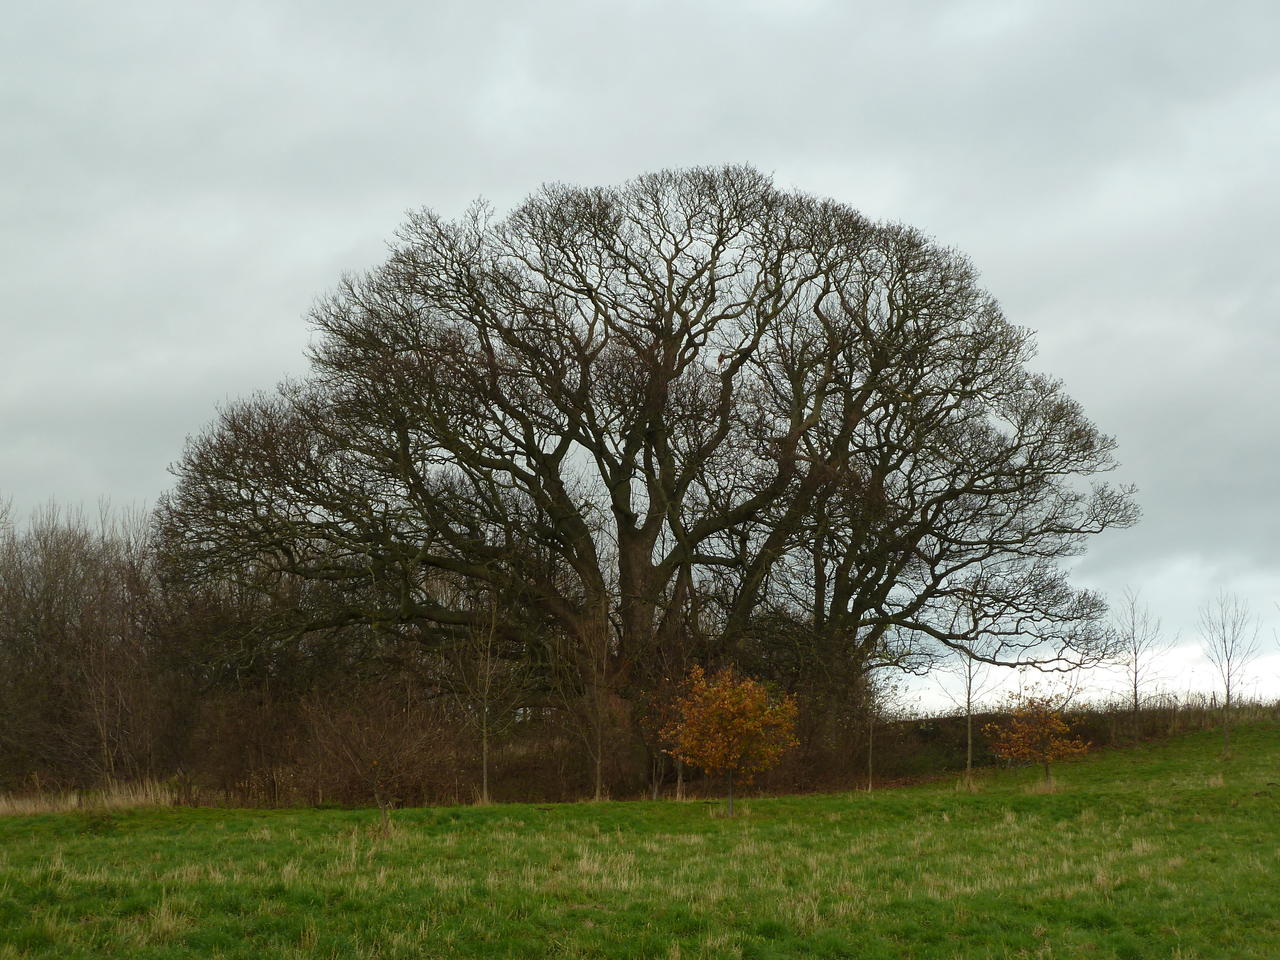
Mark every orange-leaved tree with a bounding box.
[661,665,798,815]
[983,691,1089,782]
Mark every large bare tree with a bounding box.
[159,166,1138,791]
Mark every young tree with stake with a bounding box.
[1111,586,1172,727]
[441,591,532,804]
[1199,591,1261,760]
[938,648,1000,787]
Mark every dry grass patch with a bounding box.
[1024,777,1062,794]
[0,779,177,816]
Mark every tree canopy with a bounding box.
[160,165,1138,769]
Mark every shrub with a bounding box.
[983,691,1088,782]
[662,666,798,815]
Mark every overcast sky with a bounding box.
[3,0,1277,701]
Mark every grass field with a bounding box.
[2,724,1278,959]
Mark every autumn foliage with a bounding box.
[662,666,798,812]
[983,692,1089,781]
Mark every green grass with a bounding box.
[2,725,1279,959]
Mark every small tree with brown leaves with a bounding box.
[983,692,1089,783]
[662,666,798,816]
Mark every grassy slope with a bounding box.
[1,724,1278,959]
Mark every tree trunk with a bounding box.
[593,709,604,801]
[866,714,874,792]
[965,709,973,783]
[726,770,734,818]
[1131,673,1142,738]
[1223,687,1232,760]
[480,724,490,804]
